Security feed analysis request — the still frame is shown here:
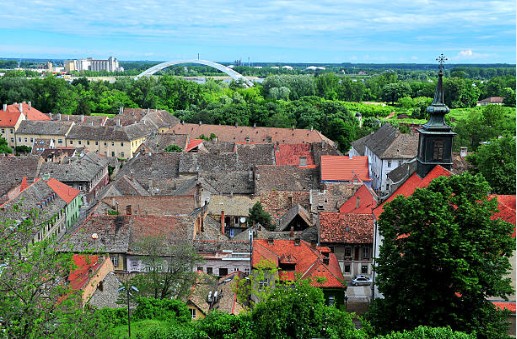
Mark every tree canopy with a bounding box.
[467,136,516,195]
[369,173,514,338]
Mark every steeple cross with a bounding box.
[436,54,447,71]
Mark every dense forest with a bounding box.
[0,64,515,153]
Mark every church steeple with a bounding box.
[416,54,456,178]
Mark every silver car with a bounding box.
[350,275,372,286]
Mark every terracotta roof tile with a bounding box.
[252,239,345,289]
[68,254,102,290]
[319,212,374,244]
[0,102,50,123]
[46,177,80,204]
[320,155,370,182]
[185,139,204,152]
[490,194,516,238]
[492,301,516,313]
[339,185,377,214]
[374,165,451,218]
[168,123,335,146]
[275,144,315,167]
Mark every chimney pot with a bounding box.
[2,104,6,112]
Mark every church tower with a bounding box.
[416,54,456,178]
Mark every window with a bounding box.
[58,139,63,144]
[328,295,335,306]
[112,142,115,146]
[104,142,107,146]
[190,308,197,319]
[1,129,4,134]
[30,138,33,142]
[120,152,124,157]
[78,140,82,145]
[70,140,73,144]
[433,139,444,161]
[110,255,119,267]
[361,265,368,274]
[87,141,90,145]
[121,142,124,146]
[258,280,269,290]
[10,129,13,133]
[344,265,351,273]
[299,156,307,167]
[10,138,14,142]
[387,160,392,168]
[219,268,228,276]
[363,247,370,259]
[111,151,115,157]
[244,268,250,275]
[344,247,352,258]
[24,138,27,142]
[95,141,98,145]
[206,267,213,275]
[197,267,203,272]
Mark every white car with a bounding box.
[350,275,372,286]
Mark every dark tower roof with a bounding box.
[416,54,456,178]
[422,54,451,131]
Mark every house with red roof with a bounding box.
[319,212,374,279]
[0,176,81,251]
[0,102,51,147]
[489,194,516,333]
[275,143,316,167]
[320,155,371,187]
[68,254,114,306]
[252,238,346,306]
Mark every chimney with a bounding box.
[117,119,121,126]
[460,147,468,158]
[81,115,85,123]
[119,106,123,114]
[49,112,53,120]
[220,211,225,235]
[126,205,132,215]
[2,103,6,112]
[18,103,23,114]
[57,113,61,120]
[310,240,317,248]
[199,121,202,125]
[267,237,274,245]
[28,101,31,108]
[355,196,361,209]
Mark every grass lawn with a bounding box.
[91,113,117,118]
[111,319,171,338]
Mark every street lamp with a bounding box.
[118,281,139,338]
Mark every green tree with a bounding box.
[196,310,255,339]
[376,325,475,339]
[382,82,411,105]
[252,280,367,339]
[164,144,183,152]
[0,237,80,338]
[369,173,514,338]
[130,236,201,300]
[0,136,12,154]
[248,202,272,230]
[467,136,516,194]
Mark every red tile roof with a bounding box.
[492,301,516,313]
[339,184,377,214]
[373,165,451,218]
[68,254,102,290]
[320,155,370,182]
[168,123,335,146]
[490,195,516,238]
[46,177,80,204]
[252,239,345,289]
[275,144,315,167]
[0,102,50,124]
[185,138,203,152]
[319,212,374,244]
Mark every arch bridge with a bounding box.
[135,59,254,87]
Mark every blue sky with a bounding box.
[0,0,514,64]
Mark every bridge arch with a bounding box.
[135,59,254,87]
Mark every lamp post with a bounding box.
[118,276,138,338]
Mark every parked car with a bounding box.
[350,275,372,286]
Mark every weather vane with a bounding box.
[436,53,447,71]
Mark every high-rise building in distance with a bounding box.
[64,56,123,73]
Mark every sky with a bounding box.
[0,0,514,64]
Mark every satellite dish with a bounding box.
[91,233,99,239]
[239,217,247,223]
